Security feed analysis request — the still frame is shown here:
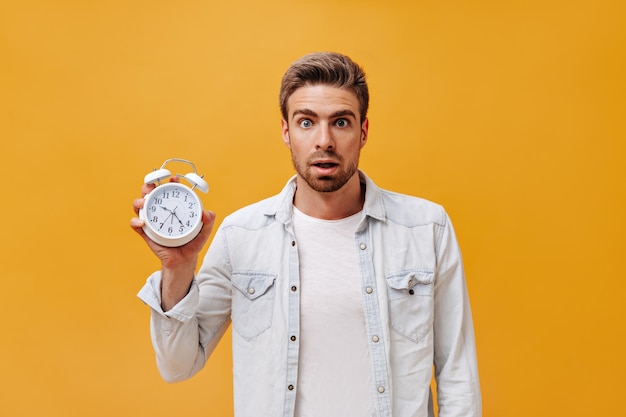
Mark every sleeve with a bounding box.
[433,211,482,417]
[136,226,233,383]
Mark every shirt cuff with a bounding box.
[137,270,199,322]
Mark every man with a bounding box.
[131,52,481,417]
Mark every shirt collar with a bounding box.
[265,170,387,224]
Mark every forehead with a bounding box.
[286,84,359,118]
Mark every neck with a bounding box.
[293,173,365,220]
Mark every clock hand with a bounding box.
[159,206,180,225]
[159,212,173,230]
[171,207,185,226]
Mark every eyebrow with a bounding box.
[291,108,357,121]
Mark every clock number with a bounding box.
[154,198,162,205]
[168,227,173,233]
[162,192,170,199]
[173,190,180,198]
[188,202,194,209]
[152,216,158,222]
[189,211,195,218]
[179,226,184,233]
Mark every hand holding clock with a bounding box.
[130,177,216,311]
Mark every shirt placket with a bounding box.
[283,228,301,417]
[356,223,392,417]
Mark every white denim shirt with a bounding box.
[138,171,481,417]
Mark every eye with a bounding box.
[335,118,349,128]
[299,119,312,128]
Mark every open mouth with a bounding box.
[313,162,338,168]
[311,162,339,177]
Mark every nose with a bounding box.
[316,124,335,150]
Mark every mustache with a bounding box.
[308,150,342,161]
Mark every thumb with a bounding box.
[192,210,216,246]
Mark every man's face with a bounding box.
[281,84,368,193]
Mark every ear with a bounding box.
[281,119,291,149]
[360,118,369,149]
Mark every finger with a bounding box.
[130,217,145,230]
[197,211,215,235]
[130,217,165,252]
[132,198,145,215]
[182,211,216,251]
[130,217,153,247]
[202,210,216,225]
[141,183,156,197]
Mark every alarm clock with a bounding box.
[139,158,209,247]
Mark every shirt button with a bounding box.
[372,335,379,343]
[359,243,367,250]
[365,287,373,294]
[290,335,297,341]
[378,386,385,393]
[291,240,296,246]
[409,289,415,295]
[288,384,294,391]
[291,286,297,292]
[248,288,255,295]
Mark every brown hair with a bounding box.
[279,52,369,123]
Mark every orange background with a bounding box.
[1,0,624,416]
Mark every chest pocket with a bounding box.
[231,271,277,340]
[385,269,434,343]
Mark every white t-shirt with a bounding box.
[293,207,375,417]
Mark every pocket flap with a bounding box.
[232,272,277,300]
[385,269,434,290]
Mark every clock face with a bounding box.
[141,182,203,246]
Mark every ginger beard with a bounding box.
[290,148,359,193]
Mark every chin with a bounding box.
[309,177,347,193]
